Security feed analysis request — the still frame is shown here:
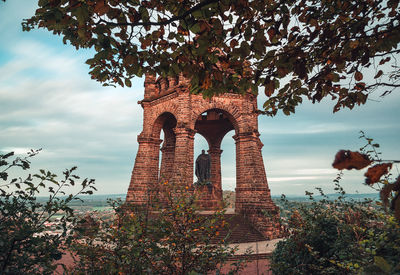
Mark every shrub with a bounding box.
[271,133,400,274]
[0,150,96,274]
[271,180,382,275]
[69,181,242,274]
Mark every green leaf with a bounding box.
[125,78,132,87]
[190,23,201,33]
[75,7,89,26]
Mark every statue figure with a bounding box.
[195,150,211,185]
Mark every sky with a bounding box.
[1,2,399,196]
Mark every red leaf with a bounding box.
[332,150,371,170]
[364,163,392,185]
[379,57,391,65]
[355,71,363,81]
[355,82,365,91]
[230,39,238,48]
[374,70,383,79]
[94,1,109,16]
[267,28,276,40]
[264,80,275,97]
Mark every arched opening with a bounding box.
[220,132,236,208]
[152,112,177,181]
[193,108,238,210]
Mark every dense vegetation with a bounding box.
[68,182,241,274]
[271,134,400,275]
[0,151,242,274]
[272,184,400,274]
[0,150,96,274]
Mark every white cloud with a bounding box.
[268,176,320,182]
[293,168,336,175]
[0,36,144,195]
[1,147,32,155]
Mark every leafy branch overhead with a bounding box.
[16,0,400,115]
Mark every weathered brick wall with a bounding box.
[127,74,282,238]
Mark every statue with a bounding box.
[195,150,211,185]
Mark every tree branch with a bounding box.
[99,0,219,27]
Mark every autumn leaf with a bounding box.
[379,57,391,65]
[94,1,109,16]
[230,39,238,48]
[364,163,392,185]
[355,71,363,81]
[349,40,359,49]
[374,70,383,79]
[264,80,275,97]
[140,38,151,49]
[267,28,276,40]
[201,73,211,89]
[332,150,372,170]
[355,82,366,91]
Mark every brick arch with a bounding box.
[151,111,177,138]
[190,102,241,133]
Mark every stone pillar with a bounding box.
[233,132,280,239]
[159,144,175,181]
[126,134,162,204]
[172,127,196,186]
[208,147,223,202]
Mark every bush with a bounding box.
[69,181,243,274]
[0,150,96,274]
[271,180,380,274]
[271,133,400,275]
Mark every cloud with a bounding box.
[259,122,394,135]
[0,36,144,195]
[268,176,320,182]
[0,147,33,155]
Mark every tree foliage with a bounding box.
[0,150,96,274]
[8,0,398,115]
[68,181,242,274]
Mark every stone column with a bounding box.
[233,132,280,239]
[172,127,196,186]
[234,132,270,209]
[208,147,223,202]
[126,134,162,204]
[159,143,175,181]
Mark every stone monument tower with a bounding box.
[126,74,281,239]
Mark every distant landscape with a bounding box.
[37,191,380,211]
